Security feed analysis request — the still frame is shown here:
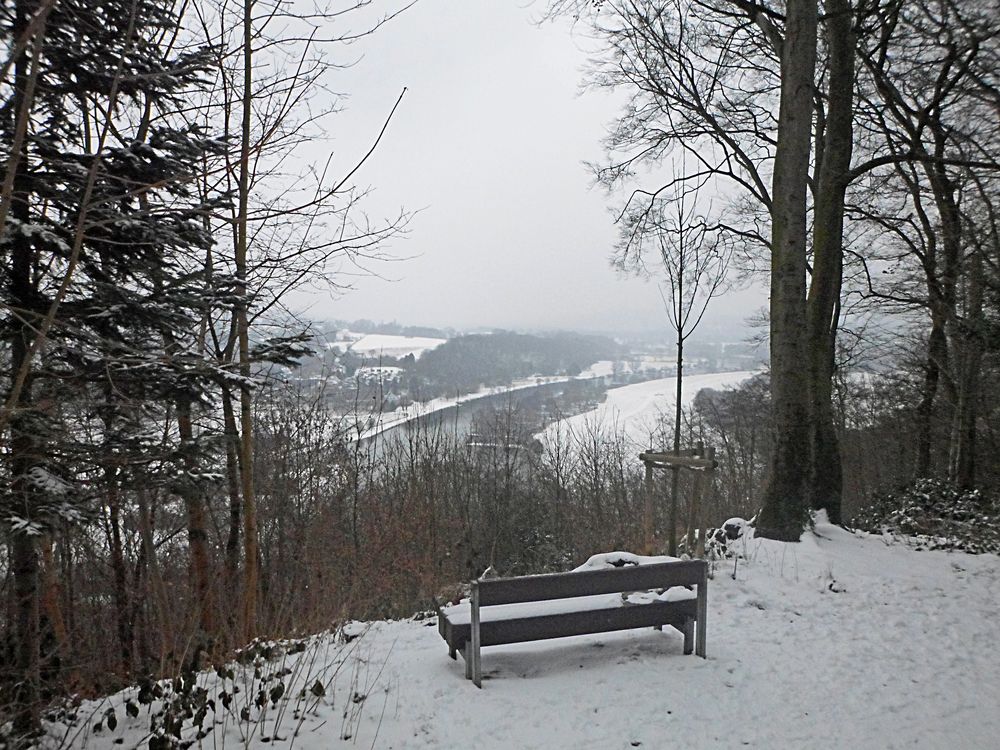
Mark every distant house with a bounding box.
[355,366,405,385]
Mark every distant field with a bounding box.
[329,332,448,359]
[539,370,757,449]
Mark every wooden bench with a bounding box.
[435,559,708,687]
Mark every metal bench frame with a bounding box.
[437,559,708,687]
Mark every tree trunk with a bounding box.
[127,545,149,673]
[9,334,39,737]
[11,521,39,737]
[135,486,170,672]
[949,245,984,488]
[642,462,654,553]
[105,463,133,676]
[8,0,40,730]
[39,535,73,687]
[914,318,946,476]
[221,387,242,602]
[685,446,710,555]
[805,0,854,524]
[176,397,215,642]
[237,0,260,642]
[668,335,683,555]
[925,131,962,412]
[756,0,818,541]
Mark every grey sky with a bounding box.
[290,0,767,334]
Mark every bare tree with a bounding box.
[753,0,818,539]
[0,0,413,731]
[187,0,413,640]
[621,178,729,553]
[546,0,826,537]
[847,0,1000,486]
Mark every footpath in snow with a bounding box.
[46,516,1000,749]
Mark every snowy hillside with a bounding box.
[348,334,447,359]
[540,370,757,449]
[46,516,1000,749]
[323,333,448,359]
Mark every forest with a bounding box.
[1,0,998,745]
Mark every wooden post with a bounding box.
[643,461,654,555]
[685,471,700,557]
[640,445,716,558]
[686,445,712,556]
[470,581,482,687]
[668,465,679,557]
[670,442,701,556]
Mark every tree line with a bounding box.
[0,0,410,737]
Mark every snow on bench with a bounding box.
[435,552,708,687]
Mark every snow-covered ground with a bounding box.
[579,359,615,378]
[348,334,447,360]
[539,370,757,450]
[323,333,447,359]
[48,517,1000,749]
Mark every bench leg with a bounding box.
[471,637,482,689]
[683,617,694,655]
[464,642,472,680]
[449,646,457,660]
[696,570,708,658]
[470,583,482,688]
[472,650,482,688]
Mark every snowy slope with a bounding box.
[348,334,446,360]
[579,359,615,378]
[46,517,1000,749]
[540,370,757,450]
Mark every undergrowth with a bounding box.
[851,478,1000,554]
[32,623,394,750]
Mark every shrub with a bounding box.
[851,478,1000,554]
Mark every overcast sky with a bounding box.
[289,0,767,335]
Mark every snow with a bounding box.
[8,516,45,536]
[442,587,696,626]
[539,370,757,450]
[347,334,446,360]
[578,359,615,378]
[25,466,73,496]
[572,550,676,570]
[48,515,1000,749]
[441,552,696,625]
[5,217,71,253]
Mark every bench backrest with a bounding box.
[475,559,707,607]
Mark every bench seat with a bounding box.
[440,594,698,651]
[435,559,708,687]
